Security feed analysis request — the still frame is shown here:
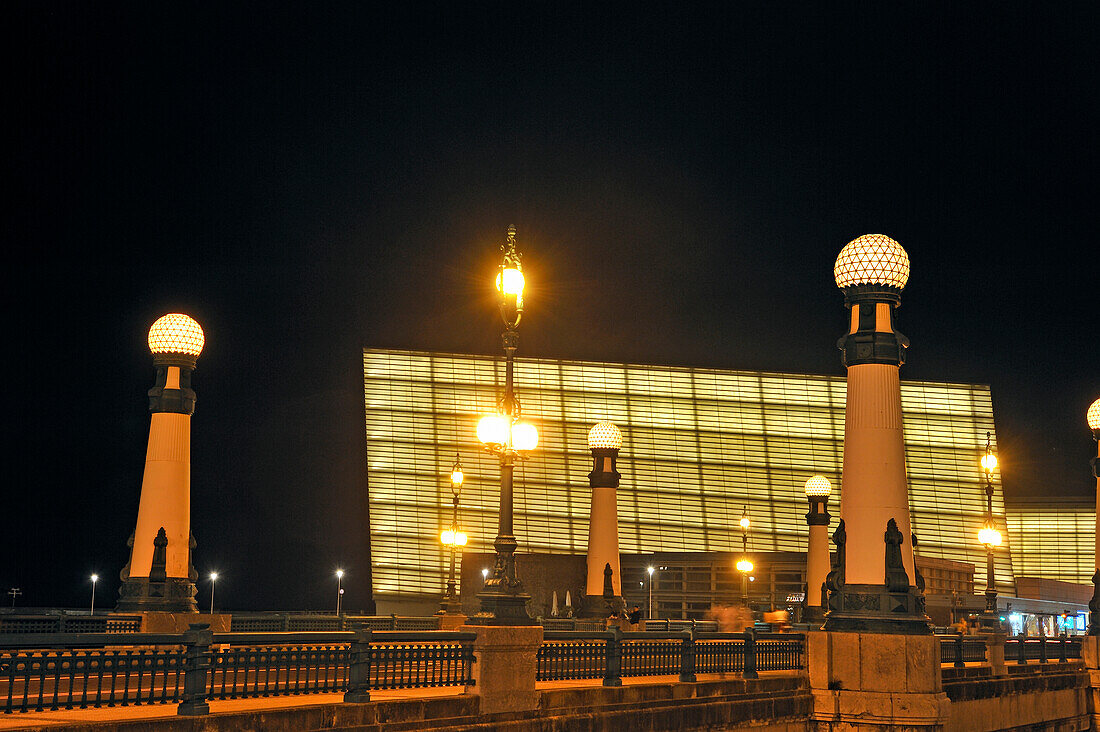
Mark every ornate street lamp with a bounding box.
[1087,398,1100,634]
[803,476,832,624]
[976,433,1002,631]
[737,508,753,607]
[472,226,538,625]
[439,456,468,614]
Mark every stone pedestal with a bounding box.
[808,630,950,730]
[438,612,468,630]
[984,631,1006,676]
[1080,636,1100,731]
[464,624,542,715]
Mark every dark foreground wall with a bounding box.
[943,663,1090,732]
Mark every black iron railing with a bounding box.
[0,627,474,715]
[537,629,803,685]
[937,634,1083,667]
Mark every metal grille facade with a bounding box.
[363,349,1012,603]
[1007,502,1094,585]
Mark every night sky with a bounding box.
[5,4,1096,612]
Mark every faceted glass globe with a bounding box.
[978,526,1002,548]
[804,475,832,497]
[736,558,754,573]
[148,313,204,356]
[511,421,539,451]
[587,421,623,450]
[1088,398,1100,430]
[834,234,910,290]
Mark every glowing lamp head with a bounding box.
[804,475,832,497]
[209,572,218,581]
[148,313,204,357]
[90,574,98,583]
[496,267,526,298]
[441,529,468,547]
[981,452,998,472]
[647,566,655,576]
[511,421,539,451]
[477,414,510,446]
[736,558,754,573]
[588,421,623,450]
[335,569,344,580]
[1088,398,1100,431]
[978,525,1002,548]
[739,512,750,531]
[834,234,910,290]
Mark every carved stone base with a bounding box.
[578,593,627,619]
[803,604,826,626]
[467,587,532,626]
[116,576,198,613]
[823,582,932,635]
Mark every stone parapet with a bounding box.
[464,623,543,715]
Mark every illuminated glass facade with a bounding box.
[363,349,1012,604]
[1007,501,1094,585]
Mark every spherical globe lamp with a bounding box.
[511,421,539,452]
[148,313,204,356]
[978,525,1002,548]
[587,421,623,450]
[981,452,998,472]
[476,414,510,446]
[736,558,754,573]
[1088,398,1100,432]
[804,475,832,498]
[834,234,910,290]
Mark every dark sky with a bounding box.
[4,4,1096,612]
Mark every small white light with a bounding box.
[209,572,218,581]
[336,569,344,579]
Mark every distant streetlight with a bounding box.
[474,226,537,625]
[209,572,218,615]
[482,568,489,583]
[738,507,753,607]
[647,566,655,620]
[977,433,1002,631]
[7,588,21,608]
[335,569,345,616]
[89,574,99,615]
[440,455,468,614]
[1087,398,1100,635]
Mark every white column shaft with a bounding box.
[127,411,192,578]
[586,485,621,597]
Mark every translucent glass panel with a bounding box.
[1007,504,1094,585]
[364,350,1013,599]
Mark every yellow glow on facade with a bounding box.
[587,421,623,450]
[804,475,832,497]
[736,558,754,573]
[496,267,525,297]
[833,234,910,290]
[1088,398,1100,430]
[148,313,204,356]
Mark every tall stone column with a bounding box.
[1088,399,1100,635]
[582,421,626,617]
[823,234,930,634]
[803,476,832,624]
[117,313,204,612]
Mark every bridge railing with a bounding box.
[227,613,442,632]
[0,626,474,716]
[0,614,143,634]
[936,633,1082,667]
[537,628,803,685]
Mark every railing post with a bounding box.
[177,623,213,716]
[1059,636,1068,663]
[604,626,623,687]
[1038,636,1047,664]
[390,613,398,631]
[743,628,758,680]
[343,625,372,703]
[1017,634,1027,665]
[953,633,965,668]
[679,628,697,683]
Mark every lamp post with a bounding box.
[472,226,538,625]
[90,574,98,615]
[977,433,1002,631]
[118,313,204,612]
[1087,399,1100,635]
[584,421,625,617]
[824,235,930,633]
[737,508,753,608]
[335,569,344,616]
[647,566,655,620]
[209,572,218,615]
[803,476,832,624]
[440,456,468,614]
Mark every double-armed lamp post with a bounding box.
[736,508,753,607]
[439,456,468,614]
[976,433,1002,630]
[472,226,538,625]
